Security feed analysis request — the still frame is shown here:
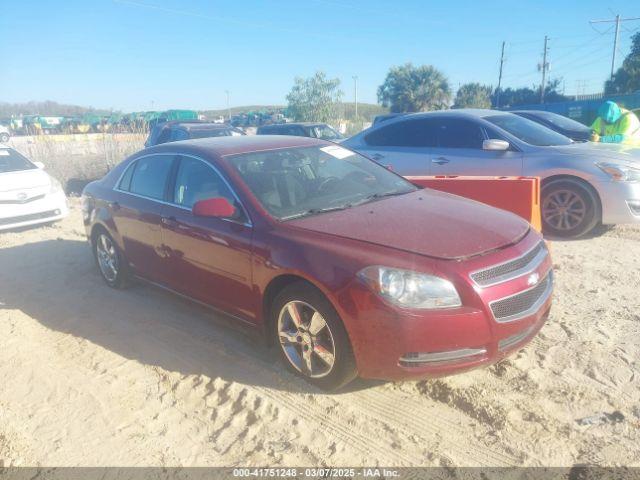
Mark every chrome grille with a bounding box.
[490,272,552,323]
[471,242,546,287]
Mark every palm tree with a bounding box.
[377,63,452,112]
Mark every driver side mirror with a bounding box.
[33,161,45,169]
[483,139,510,151]
[192,197,236,218]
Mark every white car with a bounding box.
[0,145,68,230]
[0,125,10,143]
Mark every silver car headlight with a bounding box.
[358,266,462,309]
[595,162,640,182]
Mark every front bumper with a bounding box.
[595,180,640,224]
[0,191,68,231]
[337,233,553,381]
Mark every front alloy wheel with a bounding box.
[278,301,336,378]
[541,180,598,238]
[271,282,357,390]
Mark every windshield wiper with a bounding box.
[281,205,350,221]
[353,190,410,206]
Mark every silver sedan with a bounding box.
[343,109,640,238]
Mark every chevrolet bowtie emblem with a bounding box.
[527,272,540,286]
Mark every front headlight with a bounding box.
[49,177,63,194]
[358,266,462,309]
[595,162,640,182]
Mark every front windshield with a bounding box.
[0,148,37,173]
[486,114,573,146]
[309,125,343,140]
[227,145,416,220]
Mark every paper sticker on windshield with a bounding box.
[0,150,9,156]
[320,145,355,159]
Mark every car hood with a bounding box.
[546,142,640,163]
[0,168,51,194]
[288,189,530,260]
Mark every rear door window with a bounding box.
[364,119,438,147]
[127,154,174,200]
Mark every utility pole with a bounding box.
[539,35,549,104]
[590,15,640,80]
[496,41,506,108]
[352,76,358,120]
[225,90,230,121]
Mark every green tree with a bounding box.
[285,71,343,123]
[377,63,451,112]
[492,79,567,107]
[453,83,493,109]
[605,32,640,94]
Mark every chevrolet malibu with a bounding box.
[82,136,553,390]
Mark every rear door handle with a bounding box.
[108,201,120,210]
[432,157,450,165]
[371,153,385,161]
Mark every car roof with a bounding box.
[146,134,329,158]
[379,109,507,122]
[181,123,232,130]
[510,110,553,115]
[263,122,325,128]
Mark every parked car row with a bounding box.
[5,107,638,391]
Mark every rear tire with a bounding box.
[0,133,9,143]
[541,179,599,238]
[271,282,357,391]
[93,229,130,289]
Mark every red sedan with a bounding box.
[82,136,552,390]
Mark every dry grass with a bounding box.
[10,133,146,194]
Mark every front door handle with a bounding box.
[108,201,120,210]
[161,216,178,227]
[371,153,385,161]
[432,157,450,165]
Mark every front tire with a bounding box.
[271,282,357,391]
[0,133,9,143]
[541,179,599,238]
[93,230,130,288]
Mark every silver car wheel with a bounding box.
[542,189,587,231]
[96,233,119,283]
[277,300,336,378]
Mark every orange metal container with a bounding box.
[407,176,542,232]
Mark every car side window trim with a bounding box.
[116,153,176,200]
[114,152,252,227]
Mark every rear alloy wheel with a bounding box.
[272,283,357,390]
[0,133,9,143]
[542,180,599,238]
[94,231,130,288]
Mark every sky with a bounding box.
[0,0,638,112]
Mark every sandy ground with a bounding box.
[0,200,639,468]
